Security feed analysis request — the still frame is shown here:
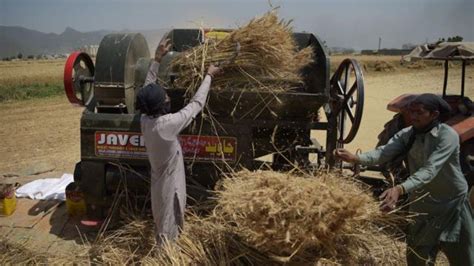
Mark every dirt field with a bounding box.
[0,55,472,261]
[0,97,82,174]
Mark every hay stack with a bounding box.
[145,170,405,265]
[170,11,314,93]
[212,170,404,264]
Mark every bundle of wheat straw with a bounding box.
[211,170,405,264]
[170,11,314,93]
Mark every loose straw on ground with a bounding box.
[103,170,406,265]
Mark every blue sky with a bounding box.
[1,0,472,49]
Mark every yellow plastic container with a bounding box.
[205,31,230,41]
[65,182,86,217]
[0,184,17,216]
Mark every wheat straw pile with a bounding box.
[209,170,405,264]
[94,170,406,265]
[170,11,314,93]
[91,215,156,264]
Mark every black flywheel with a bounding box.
[330,58,365,144]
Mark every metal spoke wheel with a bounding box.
[330,58,365,144]
[64,52,95,106]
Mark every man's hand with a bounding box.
[155,38,172,63]
[334,148,359,163]
[207,65,222,78]
[379,186,402,212]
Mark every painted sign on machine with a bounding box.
[95,131,237,161]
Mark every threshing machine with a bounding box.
[63,30,365,218]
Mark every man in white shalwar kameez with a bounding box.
[137,39,221,245]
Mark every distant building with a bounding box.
[361,49,412,56]
[361,50,378,55]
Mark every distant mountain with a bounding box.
[0,26,168,58]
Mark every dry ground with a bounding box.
[0,56,472,263]
[0,97,82,174]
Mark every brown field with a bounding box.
[0,55,472,262]
[0,59,64,86]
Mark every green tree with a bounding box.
[438,36,463,44]
[447,36,463,42]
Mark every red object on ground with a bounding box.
[80,219,104,227]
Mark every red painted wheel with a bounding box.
[63,52,95,106]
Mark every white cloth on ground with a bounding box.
[15,173,73,201]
